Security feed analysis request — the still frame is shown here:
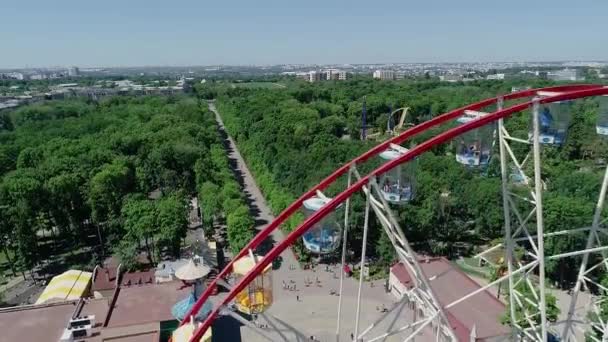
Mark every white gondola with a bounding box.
[378,146,415,204]
[529,100,572,145]
[596,96,608,135]
[301,196,342,254]
[454,113,494,167]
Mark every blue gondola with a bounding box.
[596,96,608,136]
[529,101,572,145]
[454,114,494,167]
[302,196,342,254]
[378,147,416,204]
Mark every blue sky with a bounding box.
[1,0,606,68]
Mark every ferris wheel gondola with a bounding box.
[454,111,495,167]
[301,194,342,254]
[596,96,608,136]
[528,92,573,145]
[378,144,416,204]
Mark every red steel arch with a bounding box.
[185,84,606,341]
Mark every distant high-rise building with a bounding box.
[548,68,584,81]
[29,74,47,80]
[303,69,347,82]
[486,73,505,80]
[67,66,80,77]
[373,69,395,80]
[323,69,342,80]
[0,72,24,80]
[308,71,322,82]
[439,74,464,82]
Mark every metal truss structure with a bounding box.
[180,84,608,342]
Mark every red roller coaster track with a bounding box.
[184,84,607,341]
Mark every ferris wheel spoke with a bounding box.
[258,312,300,342]
[563,163,608,340]
[400,314,438,342]
[335,167,352,341]
[268,314,312,342]
[353,185,371,341]
[511,291,543,340]
[222,309,277,342]
[366,176,458,341]
[356,298,408,340]
[348,163,457,340]
[364,317,430,342]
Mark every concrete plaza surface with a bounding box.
[211,263,431,342]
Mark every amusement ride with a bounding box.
[179,84,608,342]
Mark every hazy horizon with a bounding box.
[2,0,607,69]
[4,59,608,71]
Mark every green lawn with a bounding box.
[454,257,491,279]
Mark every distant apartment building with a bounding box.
[308,70,323,82]
[324,69,339,80]
[486,73,505,80]
[548,68,584,81]
[373,69,395,80]
[67,66,80,77]
[29,74,47,80]
[0,72,24,80]
[439,74,463,82]
[300,69,348,82]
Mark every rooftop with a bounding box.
[93,267,155,292]
[105,281,190,328]
[391,257,509,340]
[0,299,108,342]
[1,279,191,341]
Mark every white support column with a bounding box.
[497,96,519,338]
[532,99,549,341]
[336,167,352,342]
[354,184,371,341]
[562,163,608,340]
[368,176,458,341]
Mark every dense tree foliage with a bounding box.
[205,78,608,288]
[501,282,560,330]
[0,95,253,275]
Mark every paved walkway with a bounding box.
[208,101,298,270]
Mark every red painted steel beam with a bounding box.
[185,84,603,339]
[181,83,599,328]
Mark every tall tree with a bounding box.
[226,205,254,255]
[121,196,158,264]
[156,192,189,258]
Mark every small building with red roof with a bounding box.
[389,257,510,341]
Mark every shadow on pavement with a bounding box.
[212,314,244,342]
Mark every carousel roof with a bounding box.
[175,258,211,281]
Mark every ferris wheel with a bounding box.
[179,84,608,342]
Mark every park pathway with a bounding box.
[208,101,299,270]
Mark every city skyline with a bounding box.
[2,0,607,68]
